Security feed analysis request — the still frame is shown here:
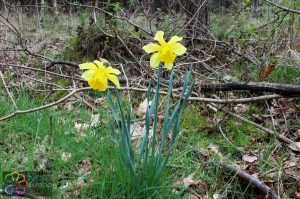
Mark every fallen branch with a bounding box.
[5,62,300,96]
[45,60,78,70]
[222,163,282,199]
[198,82,300,96]
[125,79,300,96]
[0,84,284,121]
[194,148,282,199]
[0,87,90,121]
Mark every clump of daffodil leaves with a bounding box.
[143,31,187,70]
[79,31,193,197]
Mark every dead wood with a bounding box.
[222,163,282,199]
[197,82,300,96]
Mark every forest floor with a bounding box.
[0,9,300,199]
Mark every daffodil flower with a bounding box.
[79,60,121,91]
[143,31,187,70]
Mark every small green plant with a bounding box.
[107,66,194,197]
[77,30,189,197]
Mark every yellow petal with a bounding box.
[164,63,173,70]
[106,66,121,75]
[171,43,187,55]
[79,62,98,71]
[107,74,120,89]
[93,60,104,69]
[81,70,95,81]
[150,53,160,68]
[154,31,166,45]
[168,36,182,45]
[143,43,160,54]
[88,78,107,91]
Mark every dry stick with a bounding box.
[115,34,153,79]
[45,60,78,70]
[116,35,143,69]
[222,163,281,199]
[0,63,82,81]
[261,164,300,178]
[264,0,300,15]
[51,87,282,104]
[0,71,18,109]
[209,103,300,151]
[74,93,96,110]
[120,63,131,102]
[198,82,300,96]
[177,0,208,35]
[0,87,90,121]
[5,62,300,96]
[194,148,282,199]
[189,94,282,103]
[0,84,284,122]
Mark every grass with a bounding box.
[1,89,298,198]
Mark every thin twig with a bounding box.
[209,103,300,151]
[264,0,300,15]
[0,87,90,121]
[0,71,18,109]
[115,34,147,71]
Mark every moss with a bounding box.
[178,105,265,156]
[55,78,70,87]
[179,105,216,148]
[180,106,211,133]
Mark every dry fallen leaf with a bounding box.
[75,122,89,132]
[77,159,91,175]
[183,172,195,187]
[182,193,198,199]
[233,104,249,114]
[61,152,72,161]
[131,121,153,140]
[90,114,100,127]
[260,62,276,79]
[213,193,221,199]
[288,142,300,152]
[94,97,105,104]
[74,122,90,137]
[207,144,224,158]
[270,99,295,118]
[242,154,258,163]
[134,98,152,117]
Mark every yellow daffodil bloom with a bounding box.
[79,60,121,91]
[143,31,187,70]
